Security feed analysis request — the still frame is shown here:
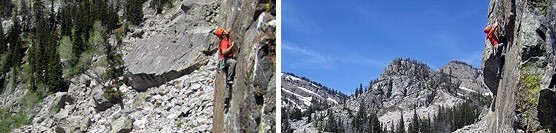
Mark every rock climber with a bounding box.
[484,21,504,56]
[484,20,506,78]
[213,28,236,85]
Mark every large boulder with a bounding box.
[92,86,113,111]
[110,115,133,133]
[123,0,220,91]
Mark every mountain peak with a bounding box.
[382,58,432,79]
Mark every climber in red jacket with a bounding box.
[484,21,504,55]
[484,21,506,78]
[214,28,236,85]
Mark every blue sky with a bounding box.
[282,0,490,95]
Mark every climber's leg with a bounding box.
[498,54,505,78]
[226,58,237,84]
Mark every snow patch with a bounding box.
[327,97,338,104]
[459,86,477,93]
[296,87,322,98]
[282,88,313,108]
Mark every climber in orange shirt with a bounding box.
[214,28,236,85]
[484,21,504,55]
[484,20,506,78]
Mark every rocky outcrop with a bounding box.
[440,61,491,96]
[483,0,556,132]
[123,0,219,91]
[17,54,218,132]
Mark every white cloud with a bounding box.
[283,40,387,70]
[282,41,334,69]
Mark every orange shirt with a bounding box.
[485,27,499,47]
[219,38,233,59]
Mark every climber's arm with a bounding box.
[222,41,234,54]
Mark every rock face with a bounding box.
[483,0,556,132]
[123,0,219,91]
[215,0,277,132]
[281,72,348,111]
[439,61,491,96]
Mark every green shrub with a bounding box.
[66,49,94,78]
[23,85,48,110]
[0,108,30,132]
[523,74,541,104]
[103,88,123,103]
[177,117,183,129]
[265,3,271,13]
[58,36,73,62]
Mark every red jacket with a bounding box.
[484,26,499,47]
[219,38,233,59]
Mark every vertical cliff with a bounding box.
[484,0,556,132]
[216,0,276,132]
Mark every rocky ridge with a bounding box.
[285,58,491,132]
[281,72,347,112]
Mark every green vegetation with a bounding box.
[66,21,104,78]
[523,74,541,104]
[22,86,47,110]
[0,0,126,130]
[103,87,124,103]
[0,108,30,133]
[0,0,13,17]
[518,63,542,114]
[532,0,552,15]
[383,101,480,133]
[127,0,146,25]
[265,3,271,13]
[58,36,73,65]
[281,108,294,133]
[177,117,183,129]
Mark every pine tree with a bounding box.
[7,16,22,69]
[369,113,381,133]
[391,121,395,133]
[60,5,72,36]
[353,101,367,132]
[282,108,293,133]
[397,112,405,133]
[0,0,13,17]
[408,109,419,133]
[359,83,363,93]
[46,16,61,92]
[337,119,344,133]
[105,2,119,31]
[20,0,31,31]
[325,111,337,132]
[33,0,48,82]
[127,0,144,25]
[0,19,4,53]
